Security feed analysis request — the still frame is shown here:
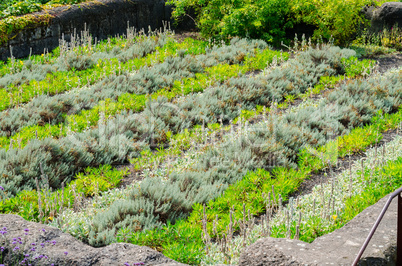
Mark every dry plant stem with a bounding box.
[202,204,211,255]
[35,177,43,221]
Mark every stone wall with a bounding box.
[239,192,398,265]
[0,0,174,60]
[0,214,187,265]
[362,2,402,33]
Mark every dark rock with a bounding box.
[371,2,402,32]
[239,192,397,265]
[361,5,377,21]
[0,214,187,266]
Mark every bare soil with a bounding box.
[291,129,401,200]
[291,52,402,198]
[372,52,402,73]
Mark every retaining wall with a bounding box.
[0,0,176,60]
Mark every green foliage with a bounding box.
[0,165,127,222]
[341,56,374,78]
[73,165,125,197]
[0,0,42,19]
[125,107,402,264]
[353,25,402,52]
[299,154,402,242]
[168,0,293,45]
[168,0,396,45]
[291,0,376,45]
[0,32,172,111]
[0,0,89,19]
[1,38,276,148]
[0,13,53,46]
[87,47,400,248]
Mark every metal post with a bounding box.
[397,193,402,265]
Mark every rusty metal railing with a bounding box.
[352,186,402,266]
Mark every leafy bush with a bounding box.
[0,0,42,19]
[290,0,379,45]
[168,0,293,45]
[0,0,89,17]
[168,0,394,45]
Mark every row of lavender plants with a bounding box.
[0,31,209,137]
[0,37,277,196]
[0,27,178,111]
[0,41,279,150]
[0,35,391,264]
[201,104,402,264]
[115,66,401,264]
[42,43,383,263]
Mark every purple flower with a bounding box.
[51,264,55,266]
[41,229,46,232]
[64,251,68,255]
[44,255,48,259]
[24,228,29,232]
[24,232,28,235]
[18,241,22,244]
[31,243,36,246]
[133,263,145,266]
[39,255,44,259]
[40,243,45,247]
[25,254,30,257]
[51,240,56,245]
[0,231,6,235]
[0,246,4,252]
[124,263,130,266]
[30,247,36,252]
[12,238,17,241]
[12,241,17,245]
[0,186,4,190]
[13,246,20,251]
[18,237,21,240]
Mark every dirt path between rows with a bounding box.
[291,52,402,199]
[373,52,402,73]
[116,51,402,190]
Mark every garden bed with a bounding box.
[0,18,401,265]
